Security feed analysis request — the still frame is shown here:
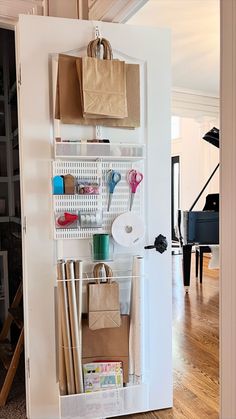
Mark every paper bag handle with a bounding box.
[93,263,113,284]
[87,38,113,60]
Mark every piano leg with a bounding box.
[182,244,192,292]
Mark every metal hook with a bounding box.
[95,25,101,40]
[94,25,102,58]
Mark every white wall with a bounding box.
[172,117,219,211]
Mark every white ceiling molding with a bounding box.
[0,0,44,23]
[172,89,220,119]
[88,0,148,23]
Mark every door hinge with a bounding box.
[18,63,21,87]
[27,357,30,379]
[23,216,26,234]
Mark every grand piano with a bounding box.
[177,127,219,291]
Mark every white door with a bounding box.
[17,15,172,419]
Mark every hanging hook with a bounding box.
[95,25,101,40]
[94,25,102,58]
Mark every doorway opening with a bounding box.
[0,28,25,414]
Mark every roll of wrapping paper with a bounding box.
[57,261,67,395]
[65,261,84,393]
[129,255,144,384]
[75,260,83,359]
[57,261,75,394]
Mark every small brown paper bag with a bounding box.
[88,263,121,330]
[81,38,127,119]
[81,57,127,119]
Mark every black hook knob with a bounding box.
[144,234,168,254]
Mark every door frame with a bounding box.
[0,2,234,417]
[220,1,236,418]
[0,20,30,417]
[171,155,180,242]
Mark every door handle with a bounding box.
[145,234,168,254]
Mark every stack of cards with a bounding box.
[83,361,123,393]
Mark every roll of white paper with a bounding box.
[129,255,144,384]
[209,245,220,269]
[66,261,83,394]
[111,212,145,247]
[57,261,75,395]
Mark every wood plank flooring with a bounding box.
[116,254,219,419]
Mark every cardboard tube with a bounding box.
[66,261,83,393]
[57,261,75,395]
[129,255,144,384]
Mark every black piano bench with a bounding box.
[195,245,211,283]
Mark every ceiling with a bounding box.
[128,0,220,97]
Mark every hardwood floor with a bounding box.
[117,254,219,419]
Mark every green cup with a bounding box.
[93,234,110,261]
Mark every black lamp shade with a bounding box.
[202,127,219,148]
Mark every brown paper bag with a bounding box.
[81,38,127,119]
[88,263,121,330]
[55,54,140,128]
[82,315,129,382]
[56,54,82,124]
[81,56,127,119]
[77,58,140,127]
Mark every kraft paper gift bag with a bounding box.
[76,56,140,128]
[55,54,82,124]
[82,314,130,383]
[81,57,127,119]
[88,263,121,330]
[55,41,140,127]
[81,37,127,119]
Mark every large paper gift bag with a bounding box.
[76,56,140,128]
[82,315,130,382]
[81,38,128,119]
[55,54,82,124]
[88,263,121,330]
[55,42,140,127]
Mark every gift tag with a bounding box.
[52,176,64,195]
[64,174,75,195]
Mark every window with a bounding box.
[171,116,180,140]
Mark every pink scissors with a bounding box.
[127,169,143,211]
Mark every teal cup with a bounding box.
[93,234,110,261]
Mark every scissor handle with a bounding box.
[128,170,143,193]
[107,170,121,193]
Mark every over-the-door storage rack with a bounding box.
[52,44,148,419]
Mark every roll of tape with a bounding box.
[111,212,145,247]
